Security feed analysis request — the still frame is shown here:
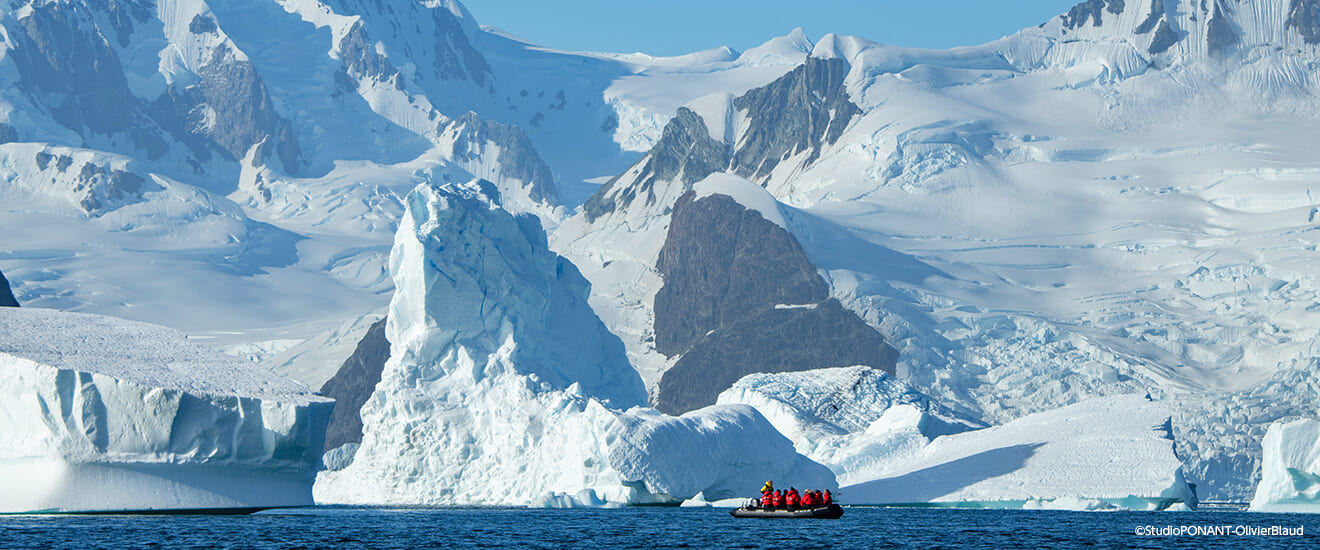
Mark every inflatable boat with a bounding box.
[729,504,844,519]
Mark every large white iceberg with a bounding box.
[314,180,833,506]
[842,394,1195,509]
[717,366,982,484]
[0,307,332,513]
[722,370,1194,509]
[1249,419,1320,513]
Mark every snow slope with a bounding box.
[314,180,832,506]
[1249,418,1320,512]
[0,307,331,513]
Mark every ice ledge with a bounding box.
[2,460,316,514]
[0,309,332,513]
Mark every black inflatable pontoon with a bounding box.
[730,504,844,519]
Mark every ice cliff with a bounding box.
[0,307,331,513]
[1249,418,1320,512]
[313,180,833,506]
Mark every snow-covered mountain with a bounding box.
[4,0,1319,504]
[557,0,1320,500]
[0,0,805,356]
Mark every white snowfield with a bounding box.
[0,307,332,513]
[1249,419,1320,512]
[836,394,1195,509]
[314,180,833,506]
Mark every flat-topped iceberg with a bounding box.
[314,180,833,506]
[0,307,332,513]
[1249,419,1320,513]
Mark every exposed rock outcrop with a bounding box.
[1206,0,1240,56]
[1288,0,1320,44]
[447,112,559,205]
[583,107,726,220]
[5,1,301,171]
[0,270,18,307]
[652,192,897,415]
[730,57,859,182]
[584,56,861,222]
[1063,0,1126,29]
[319,318,389,452]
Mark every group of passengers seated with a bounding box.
[757,481,832,510]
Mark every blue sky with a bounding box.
[462,1,1083,56]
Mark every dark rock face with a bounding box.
[1063,0,1126,29]
[330,0,490,87]
[449,112,559,204]
[1132,0,1180,54]
[0,123,16,145]
[584,57,861,222]
[195,44,302,171]
[73,161,148,213]
[1149,20,1180,54]
[5,1,301,172]
[188,14,218,35]
[1288,0,1320,44]
[338,20,397,83]
[429,8,490,86]
[1135,0,1166,34]
[730,57,859,183]
[1207,0,1241,56]
[654,194,827,356]
[0,270,18,307]
[8,2,168,156]
[319,318,389,452]
[584,107,728,221]
[652,192,897,415]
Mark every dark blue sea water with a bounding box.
[2,507,1316,549]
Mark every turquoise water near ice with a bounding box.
[2,507,1316,549]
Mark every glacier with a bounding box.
[0,307,331,513]
[1249,418,1320,512]
[314,179,833,506]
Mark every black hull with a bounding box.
[730,504,843,519]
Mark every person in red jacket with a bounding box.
[801,491,815,507]
[786,488,800,509]
[772,490,784,508]
[823,489,833,506]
